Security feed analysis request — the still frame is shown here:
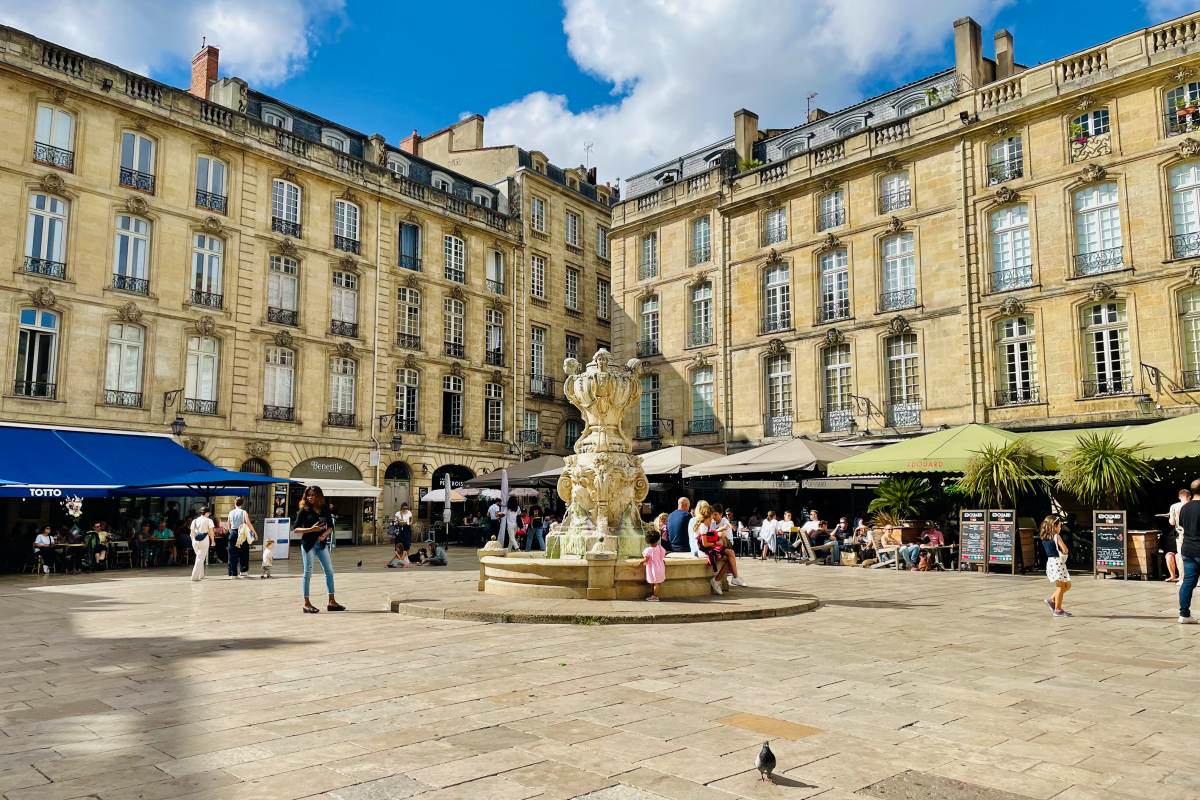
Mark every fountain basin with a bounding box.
[479,551,719,600]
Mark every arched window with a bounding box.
[885,333,921,426]
[25,193,67,278]
[484,382,503,441]
[639,296,660,355]
[443,297,464,358]
[267,255,299,325]
[690,282,713,347]
[763,262,791,332]
[396,368,419,430]
[260,104,292,130]
[880,232,916,311]
[1181,289,1200,389]
[638,373,660,439]
[1073,182,1123,276]
[184,335,219,414]
[473,190,492,209]
[431,171,453,193]
[1070,108,1111,161]
[1081,301,1130,397]
[119,131,156,192]
[1166,81,1200,136]
[396,287,421,350]
[190,233,223,308]
[33,104,74,170]
[387,155,409,176]
[113,214,150,294]
[994,317,1038,405]
[399,221,421,270]
[485,308,504,364]
[442,374,464,436]
[879,171,910,213]
[989,204,1032,291]
[321,128,350,153]
[564,417,583,449]
[819,248,850,322]
[263,346,295,419]
[818,189,844,230]
[104,322,143,407]
[897,97,927,115]
[690,366,715,433]
[328,357,356,425]
[15,308,59,398]
[821,344,853,432]
[331,271,358,335]
[195,155,227,213]
[1169,162,1200,259]
[443,233,465,283]
[690,216,711,265]
[764,353,792,437]
[271,179,302,237]
[987,135,1023,185]
[334,199,360,252]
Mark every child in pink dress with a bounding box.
[640,529,667,601]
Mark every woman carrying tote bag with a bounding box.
[293,486,345,614]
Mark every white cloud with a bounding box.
[0,0,343,86]
[485,0,1010,185]
[1144,0,1196,20]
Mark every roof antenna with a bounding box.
[584,142,594,168]
[202,36,207,48]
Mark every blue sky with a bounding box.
[0,0,1190,182]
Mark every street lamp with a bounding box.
[170,415,186,437]
[375,411,404,451]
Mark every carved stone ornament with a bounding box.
[994,186,1019,205]
[449,286,466,302]
[1088,282,1117,301]
[1079,163,1107,183]
[339,187,359,205]
[279,167,298,183]
[452,226,464,240]
[335,341,355,358]
[245,441,270,459]
[206,139,223,156]
[691,270,711,287]
[39,173,65,194]
[404,211,418,223]
[1189,264,1200,286]
[991,122,1011,138]
[766,248,782,264]
[116,301,142,323]
[403,354,418,370]
[1000,296,1026,316]
[820,177,837,192]
[183,437,205,454]
[765,338,787,356]
[51,87,67,104]
[690,351,710,370]
[273,329,294,348]
[824,327,845,346]
[1074,94,1096,112]
[29,287,56,309]
[237,83,248,113]
[338,255,357,272]
[201,216,224,234]
[489,296,504,310]
[1177,138,1200,159]
[817,232,841,253]
[403,272,419,289]
[276,238,298,258]
[887,315,911,335]
[884,157,902,173]
[194,315,217,336]
[1172,67,1194,85]
[132,117,149,133]
[887,216,905,234]
[490,369,504,385]
[448,361,463,377]
[124,196,149,215]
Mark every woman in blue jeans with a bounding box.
[294,486,345,614]
[524,505,546,551]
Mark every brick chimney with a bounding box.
[189,43,219,100]
[400,129,421,155]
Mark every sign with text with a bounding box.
[987,510,1016,565]
[1093,510,1127,577]
[960,510,986,566]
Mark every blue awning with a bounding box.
[0,424,286,498]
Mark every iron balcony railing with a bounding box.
[817,209,845,231]
[399,254,421,270]
[195,189,227,214]
[687,327,713,348]
[1082,378,1133,398]
[24,257,66,280]
[442,423,464,437]
[103,389,142,408]
[518,428,540,444]
[14,380,55,399]
[765,415,793,438]
[880,287,917,311]
[333,235,360,254]
[326,412,356,428]
[994,386,1040,406]
[638,260,657,280]
[119,167,155,193]
[886,397,922,427]
[1172,232,1200,260]
[761,226,788,247]
[396,333,420,350]
[271,217,302,238]
[688,416,716,435]
[485,429,504,442]
[636,339,661,357]
[267,306,298,326]
[182,397,218,415]
[636,420,668,440]
[530,375,555,398]
[1165,110,1200,137]
[1073,247,1123,276]
[989,265,1034,293]
[879,188,911,214]
[486,279,504,294]
[485,348,504,366]
[445,267,465,284]
[190,289,223,309]
[33,142,73,171]
[987,157,1023,185]
[821,403,854,433]
[760,313,791,334]
[396,416,419,433]
[818,300,850,323]
[262,405,295,421]
[112,274,150,295]
[689,245,711,265]
[330,319,358,337]
[443,341,465,358]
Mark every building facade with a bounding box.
[0,29,534,538]
[610,13,1200,453]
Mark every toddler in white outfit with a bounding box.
[261,540,274,579]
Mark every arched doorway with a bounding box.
[382,461,411,520]
[427,464,474,521]
[290,457,372,544]
[239,458,271,532]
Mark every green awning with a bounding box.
[826,424,1052,477]
[1121,412,1200,461]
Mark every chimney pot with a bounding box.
[189,44,219,100]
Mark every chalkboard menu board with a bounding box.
[987,510,1016,565]
[960,510,986,566]
[1093,510,1127,576]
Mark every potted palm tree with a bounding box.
[956,441,1047,568]
[868,477,933,541]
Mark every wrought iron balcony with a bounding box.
[263,405,295,421]
[103,389,142,408]
[636,338,661,357]
[994,386,1040,406]
[119,167,155,193]
[443,341,465,358]
[518,428,541,444]
[399,254,421,271]
[760,313,792,334]
[1172,232,1200,260]
[334,235,360,254]
[880,287,917,311]
[886,398,922,427]
[688,416,716,435]
[689,245,711,265]
[764,415,793,438]
[1165,110,1200,137]
[1069,132,1112,162]
[195,189,227,214]
[396,415,419,433]
[638,260,657,280]
[485,348,504,366]
[442,423,464,437]
[485,429,504,442]
[818,300,851,323]
[1184,370,1200,390]
[445,266,465,284]
[112,273,150,295]
[326,411,356,428]
[822,403,854,433]
[331,319,358,337]
[396,333,420,350]
[817,209,845,231]
[271,217,302,238]
[267,306,298,326]
[986,158,1023,185]
[879,188,911,214]
[687,326,713,348]
[1082,378,1132,398]
[24,257,66,280]
[1073,247,1123,277]
[14,380,55,399]
[636,420,667,440]
[182,397,218,415]
[989,266,1033,293]
[33,142,73,171]
[530,375,555,398]
[190,289,223,309]
[486,279,504,294]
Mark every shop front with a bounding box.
[289,458,381,544]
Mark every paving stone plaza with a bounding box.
[1,547,1198,800]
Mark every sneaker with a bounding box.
[1179,615,1198,624]
[646,595,659,602]
[1045,598,1055,611]
[42,565,50,574]
[709,577,724,595]
[1053,609,1072,618]
[730,577,746,587]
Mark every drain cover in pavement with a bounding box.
[859,771,1033,800]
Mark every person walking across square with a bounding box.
[1178,479,1200,623]
[190,507,214,582]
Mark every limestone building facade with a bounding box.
[609,13,1200,453]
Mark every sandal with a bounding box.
[302,605,319,614]
[327,603,346,612]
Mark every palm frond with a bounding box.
[1056,431,1156,507]
[867,477,933,519]
[955,440,1046,508]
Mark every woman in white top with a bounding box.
[500,496,522,550]
[190,507,215,582]
[758,511,779,559]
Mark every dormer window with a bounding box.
[834,119,864,136]
[472,190,492,208]
[321,128,350,153]
[260,103,292,131]
[387,156,408,176]
[533,160,545,173]
[431,171,453,193]
[568,178,577,189]
[897,98,927,115]
[655,169,680,186]
[783,142,806,158]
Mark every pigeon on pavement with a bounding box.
[756,740,776,782]
[356,560,362,568]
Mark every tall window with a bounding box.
[880,232,916,311]
[818,190,844,230]
[990,204,1032,291]
[763,262,791,332]
[104,322,143,406]
[331,271,358,335]
[399,222,421,269]
[264,346,295,417]
[523,410,540,438]
[690,282,712,346]
[189,234,223,309]
[565,333,580,363]
[565,210,580,246]
[485,382,503,440]
[185,335,219,412]
[396,287,421,349]
[531,196,546,232]
[113,215,150,294]
[443,233,465,283]
[530,254,547,299]
[1181,289,1200,388]
[691,216,712,264]
[1073,182,1123,275]
[987,136,1023,184]
[530,326,546,377]
[597,277,610,321]
[487,249,505,293]
[639,373,660,437]
[820,344,853,432]
[995,317,1038,405]
[565,418,583,449]
[15,308,58,398]
[395,368,419,429]
[640,232,658,280]
[639,296,660,355]
[485,308,504,364]
[442,374,464,435]
[1170,162,1200,259]
[880,171,910,213]
[691,367,714,432]
[1082,301,1131,396]
[267,255,299,325]
[1070,108,1111,161]
[819,248,850,322]
[1166,81,1200,135]
[271,179,302,236]
[443,298,464,358]
[195,155,227,213]
[119,131,155,192]
[596,224,609,258]
[885,334,920,426]
[334,200,360,252]
[329,358,356,422]
[765,353,792,435]
[34,104,74,170]
[763,207,787,245]
[565,266,580,310]
[25,193,67,278]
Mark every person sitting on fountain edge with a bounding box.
[665,497,692,553]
